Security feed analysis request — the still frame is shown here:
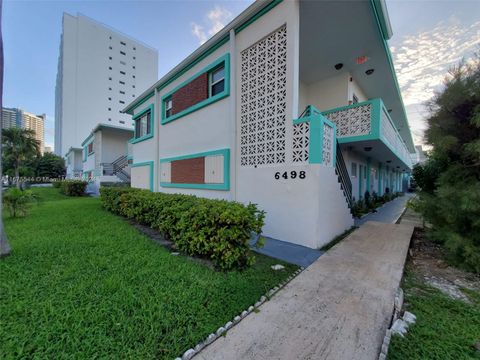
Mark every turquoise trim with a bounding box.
[160,148,230,191]
[130,104,154,144]
[235,0,283,34]
[293,106,337,166]
[124,0,283,115]
[161,54,230,125]
[323,98,411,169]
[131,161,154,192]
[81,132,94,147]
[369,0,415,152]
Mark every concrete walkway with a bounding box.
[194,221,414,360]
[355,193,414,226]
[250,236,323,267]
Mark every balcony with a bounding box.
[322,99,412,169]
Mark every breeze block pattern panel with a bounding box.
[292,122,310,163]
[172,72,209,115]
[324,103,372,138]
[240,25,287,167]
[322,122,334,167]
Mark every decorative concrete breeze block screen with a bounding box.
[324,103,372,138]
[322,122,334,166]
[240,25,287,167]
[292,122,310,163]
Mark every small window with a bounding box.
[210,65,225,96]
[120,91,125,95]
[133,47,136,50]
[108,108,111,111]
[119,81,125,85]
[109,36,112,40]
[120,61,126,65]
[132,85,135,88]
[119,120,125,124]
[165,98,173,118]
[108,118,111,121]
[133,56,136,60]
[132,94,135,97]
[109,56,112,60]
[133,66,136,69]
[351,162,357,177]
[119,100,125,104]
[109,67,112,70]
[132,75,135,79]
[108,87,112,90]
[108,97,112,100]
[135,110,151,139]
[352,94,359,104]
[88,142,94,155]
[120,41,126,46]
[108,77,112,80]
[120,51,126,56]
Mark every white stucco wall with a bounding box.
[131,165,151,190]
[127,0,354,249]
[101,129,132,163]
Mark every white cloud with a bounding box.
[191,6,233,45]
[391,19,480,144]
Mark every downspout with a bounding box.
[366,157,371,194]
[229,29,237,201]
[154,88,160,192]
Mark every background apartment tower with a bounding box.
[55,13,158,157]
[2,107,45,154]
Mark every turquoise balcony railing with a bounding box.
[322,99,412,168]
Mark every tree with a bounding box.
[30,152,65,179]
[416,56,480,273]
[2,128,40,188]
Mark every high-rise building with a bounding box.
[55,13,158,157]
[1,107,45,153]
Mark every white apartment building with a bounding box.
[55,13,158,158]
[124,0,415,249]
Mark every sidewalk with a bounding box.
[355,193,414,226]
[194,221,414,360]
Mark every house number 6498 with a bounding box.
[274,171,306,180]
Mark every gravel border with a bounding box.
[176,266,305,360]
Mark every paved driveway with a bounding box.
[194,221,413,360]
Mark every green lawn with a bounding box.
[388,269,480,360]
[1,188,297,359]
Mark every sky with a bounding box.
[3,0,480,151]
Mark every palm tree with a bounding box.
[2,128,40,189]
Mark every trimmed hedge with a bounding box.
[100,188,265,270]
[59,180,88,196]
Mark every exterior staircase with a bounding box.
[335,141,353,209]
[101,155,130,183]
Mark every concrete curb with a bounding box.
[177,267,305,360]
[378,287,403,360]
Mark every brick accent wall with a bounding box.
[171,157,205,184]
[172,72,209,115]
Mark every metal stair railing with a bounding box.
[101,155,130,182]
[335,141,353,208]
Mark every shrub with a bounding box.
[59,180,87,196]
[99,188,265,270]
[52,181,62,188]
[3,188,38,217]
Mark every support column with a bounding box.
[378,162,382,196]
[366,158,371,195]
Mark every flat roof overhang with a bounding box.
[299,0,415,153]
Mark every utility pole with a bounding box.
[0,0,12,257]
